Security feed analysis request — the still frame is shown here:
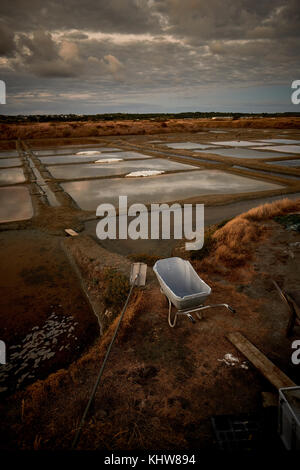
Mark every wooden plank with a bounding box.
[227,332,296,390]
[65,228,78,237]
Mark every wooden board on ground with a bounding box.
[228,332,296,390]
[65,228,78,237]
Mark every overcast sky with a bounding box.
[0,0,299,114]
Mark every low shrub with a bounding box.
[102,267,130,310]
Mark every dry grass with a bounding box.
[197,198,300,275]
[242,198,300,222]
[1,117,300,141]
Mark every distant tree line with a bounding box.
[0,111,299,124]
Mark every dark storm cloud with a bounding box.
[0,0,159,34]
[0,23,16,56]
[14,31,82,77]
[154,0,300,41]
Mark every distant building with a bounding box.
[211,116,233,120]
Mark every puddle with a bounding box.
[266,159,300,168]
[61,169,282,210]
[211,140,268,147]
[165,142,215,150]
[232,165,299,180]
[199,148,293,159]
[0,186,33,223]
[0,167,25,185]
[48,158,198,180]
[0,158,21,168]
[257,139,300,144]
[252,145,300,154]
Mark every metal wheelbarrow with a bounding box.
[153,257,235,327]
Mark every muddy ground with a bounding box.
[0,215,299,450]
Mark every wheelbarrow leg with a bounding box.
[168,299,178,328]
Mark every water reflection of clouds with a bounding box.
[252,145,300,155]
[34,147,121,156]
[0,151,19,157]
[200,148,294,159]
[258,139,300,144]
[0,168,25,185]
[48,159,198,179]
[115,151,153,159]
[211,140,268,147]
[62,170,282,211]
[0,186,33,223]
[40,155,106,164]
[266,160,300,168]
[0,158,21,168]
[165,142,215,150]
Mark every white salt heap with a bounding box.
[76,151,101,155]
[125,170,165,177]
[95,158,123,163]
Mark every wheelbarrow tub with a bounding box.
[153,257,211,310]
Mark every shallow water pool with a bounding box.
[257,139,300,144]
[48,158,198,180]
[266,159,300,168]
[0,186,33,223]
[199,148,293,159]
[61,169,282,210]
[33,147,121,156]
[0,168,26,185]
[0,150,19,157]
[252,145,300,154]
[165,142,215,150]
[210,140,268,147]
[232,165,299,180]
[0,158,21,168]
